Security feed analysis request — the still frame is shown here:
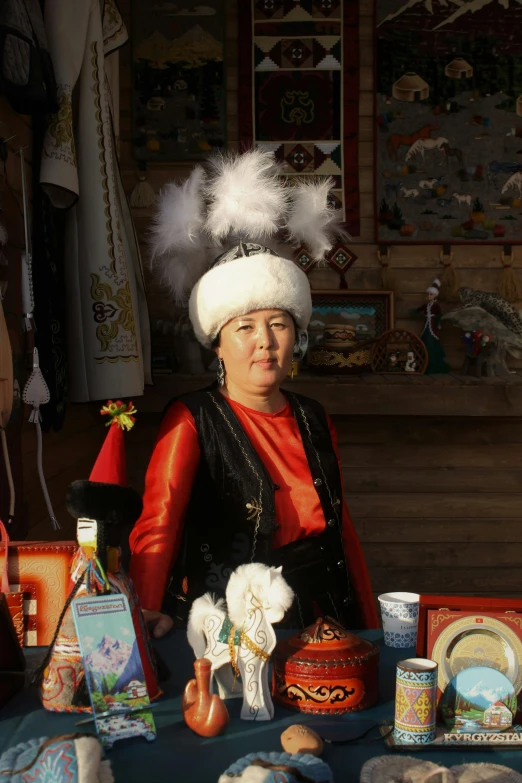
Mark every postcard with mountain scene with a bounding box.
[72,594,156,749]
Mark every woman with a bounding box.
[129,150,378,637]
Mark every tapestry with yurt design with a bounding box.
[375,0,522,244]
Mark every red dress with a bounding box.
[129,395,378,629]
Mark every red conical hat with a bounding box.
[66,401,142,527]
[89,400,137,485]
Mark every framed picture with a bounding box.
[131,0,226,162]
[416,595,522,696]
[306,290,394,374]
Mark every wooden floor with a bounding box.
[19,375,522,607]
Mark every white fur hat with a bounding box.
[427,277,441,295]
[189,250,312,348]
[149,149,345,347]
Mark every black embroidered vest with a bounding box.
[164,387,359,628]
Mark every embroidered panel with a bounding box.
[239,0,360,235]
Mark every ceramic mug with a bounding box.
[378,591,419,648]
[394,658,438,744]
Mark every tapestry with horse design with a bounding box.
[375,0,522,244]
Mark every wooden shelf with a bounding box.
[139,372,522,417]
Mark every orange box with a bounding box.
[0,541,77,646]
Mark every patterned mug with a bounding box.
[378,591,419,648]
[394,658,438,744]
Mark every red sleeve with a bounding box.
[327,415,380,630]
[129,401,200,612]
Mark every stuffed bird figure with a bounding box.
[442,287,522,376]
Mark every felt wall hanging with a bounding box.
[375,0,522,244]
[238,0,360,236]
[131,0,226,162]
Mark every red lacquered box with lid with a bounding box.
[272,617,379,715]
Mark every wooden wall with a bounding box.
[336,414,522,604]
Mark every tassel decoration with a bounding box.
[499,249,522,303]
[22,348,60,530]
[100,399,137,431]
[377,246,402,300]
[438,250,460,302]
[130,162,156,208]
[19,149,34,331]
[85,555,110,594]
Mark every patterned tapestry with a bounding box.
[131,0,226,162]
[239,0,360,236]
[376,0,522,244]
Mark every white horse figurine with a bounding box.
[187,563,294,721]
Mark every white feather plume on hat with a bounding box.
[148,149,347,346]
[287,177,349,261]
[148,166,213,305]
[205,148,288,242]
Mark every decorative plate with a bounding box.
[431,615,522,693]
[440,666,517,734]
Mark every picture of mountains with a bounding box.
[72,594,156,749]
[85,634,132,678]
[440,666,517,732]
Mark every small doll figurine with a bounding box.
[417,278,450,374]
[387,351,399,371]
[404,351,416,372]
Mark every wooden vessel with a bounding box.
[272,617,379,715]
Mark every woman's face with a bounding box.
[216,309,296,394]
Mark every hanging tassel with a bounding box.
[130,162,156,208]
[22,348,60,530]
[438,249,460,302]
[377,246,402,300]
[85,555,110,594]
[19,149,34,331]
[21,250,34,331]
[499,248,522,303]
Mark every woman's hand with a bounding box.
[142,609,174,638]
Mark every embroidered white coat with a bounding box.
[40,0,151,402]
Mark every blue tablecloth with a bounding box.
[2,631,522,782]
